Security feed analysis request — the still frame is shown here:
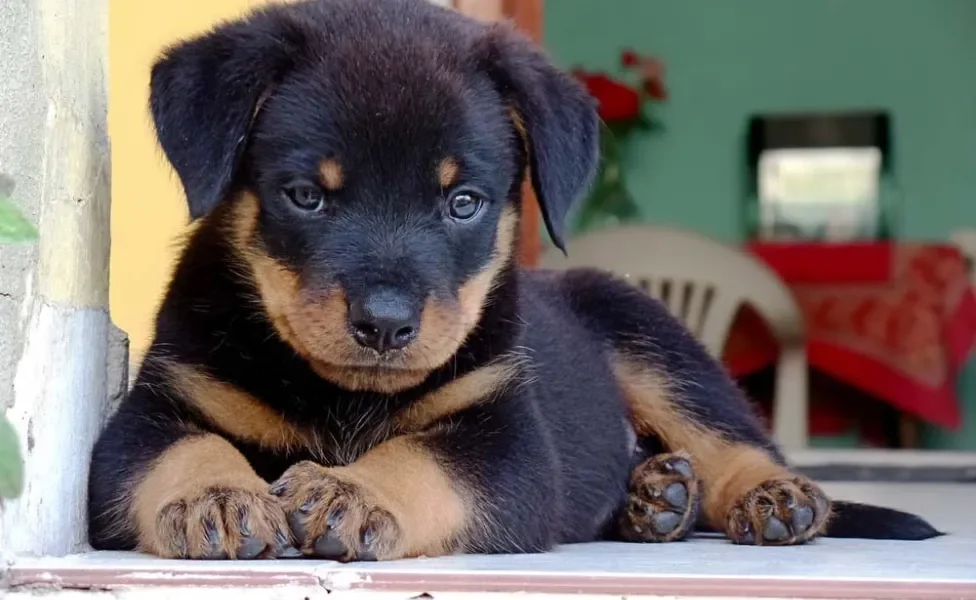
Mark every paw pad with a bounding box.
[727,478,830,546]
[616,452,700,543]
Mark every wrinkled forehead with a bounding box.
[252,48,515,187]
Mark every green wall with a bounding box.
[544,0,976,448]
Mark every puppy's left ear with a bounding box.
[475,23,600,253]
[149,11,305,219]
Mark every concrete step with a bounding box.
[5,537,976,600]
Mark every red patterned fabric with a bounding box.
[724,243,976,429]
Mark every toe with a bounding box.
[668,457,694,479]
[663,482,688,509]
[651,510,682,535]
[236,536,267,560]
[313,532,348,559]
[277,545,303,558]
[200,519,228,559]
[763,516,790,542]
[287,511,308,542]
[792,505,815,533]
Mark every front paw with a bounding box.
[152,487,293,559]
[726,476,831,546]
[271,461,402,561]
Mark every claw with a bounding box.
[277,545,303,558]
[327,507,346,529]
[739,524,756,545]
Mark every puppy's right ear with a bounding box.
[472,23,599,255]
[149,13,303,219]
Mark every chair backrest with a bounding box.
[539,225,804,356]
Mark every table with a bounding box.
[723,243,976,433]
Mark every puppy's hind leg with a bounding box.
[563,270,830,546]
[611,349,830,546]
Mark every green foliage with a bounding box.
[571,115,662,236]
[0,415,24,499]
[0,174,31,499]
[0,175,38,242]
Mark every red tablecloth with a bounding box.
[723,243,976,429]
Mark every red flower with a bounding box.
[573,51,668,122]
[636,56,668,100]
[573,69,640,122]
[644,78,668,101]
[621,49,640,67]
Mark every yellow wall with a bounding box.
[109,0,276,363]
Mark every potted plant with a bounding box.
[570,50,668,235]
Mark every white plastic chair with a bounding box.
[540,224,809,449]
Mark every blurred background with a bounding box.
[108,0,976,458]
[2,0,973,568]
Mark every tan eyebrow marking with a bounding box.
[438,157,459,188]
[319,159,344,191]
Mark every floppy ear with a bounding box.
[475,23,600,253]
[149,13,304,219]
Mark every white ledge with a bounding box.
[5,537,976,599]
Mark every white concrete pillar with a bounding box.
[0,0,111,558]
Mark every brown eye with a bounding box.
[282,184,325,212]
[447,190,483,221]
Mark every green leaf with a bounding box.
[0,195,38,243]
[0,413,25,499]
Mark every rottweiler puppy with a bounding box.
[88,0,941,561]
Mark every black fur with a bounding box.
[89,0,941,556]
[473,23,599,252]
[827,502,944,541]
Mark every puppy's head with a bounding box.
[150,0,598,392]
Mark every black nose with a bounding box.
[348,290,420,353]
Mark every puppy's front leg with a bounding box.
[88,389,292,559]
[132,433,292,559]
[271,437,465,561]
[272,372,559,561]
